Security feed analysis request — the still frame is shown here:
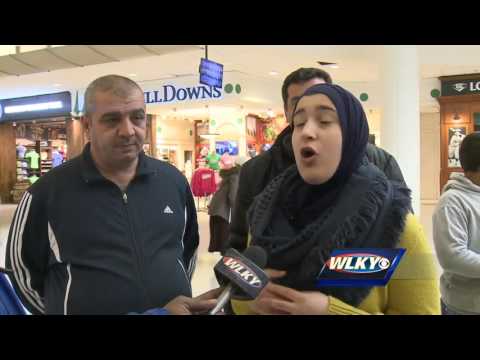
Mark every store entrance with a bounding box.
[13,119,67,203]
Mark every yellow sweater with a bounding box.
[232,214,441,315]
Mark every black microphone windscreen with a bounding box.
[242,246,267,269]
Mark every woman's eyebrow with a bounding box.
[315,105,337,112]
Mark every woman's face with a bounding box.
[292,94,343,185]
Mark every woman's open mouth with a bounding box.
[300,146,317,159]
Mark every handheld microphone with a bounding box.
[209,246,268,315]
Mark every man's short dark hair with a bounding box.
[84,74,143,116]
[281,67,333,107]
[460,132,480,172]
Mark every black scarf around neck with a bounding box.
[247,162,411,307]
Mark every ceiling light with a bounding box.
[53,83,62,87]
[5,101,63,114]
[317,61,339,69]
[269,71,279,76]
[128,73,137,77]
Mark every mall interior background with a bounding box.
[1,45,479,295]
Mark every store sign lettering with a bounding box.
[470,82,480,91]
[144,84,223,104]
[442,79,480,96]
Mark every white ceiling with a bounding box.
[0,45,203,76]
[1,45,480,114]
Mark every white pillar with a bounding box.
[380,45,421,215]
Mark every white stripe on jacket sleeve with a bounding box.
[9,191,45,313]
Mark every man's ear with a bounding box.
[81,115,91,140]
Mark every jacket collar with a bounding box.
[80,142,156,184]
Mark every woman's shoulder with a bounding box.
[398,213,430,254]
[394,213,438,281]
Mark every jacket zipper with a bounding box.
[121,189,152,309]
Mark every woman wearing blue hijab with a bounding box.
[232,84,440,315]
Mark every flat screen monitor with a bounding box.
[216,140,238,155]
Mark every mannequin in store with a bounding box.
[191,159,217,210]
[24,148,40,170]
[206,150,221,171]
[52,147,64,168]
[16,144,27,159]
[58,146,67,160]
[196,146,209,167]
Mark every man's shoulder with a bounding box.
[438,187,468,206]
[366,143,390,161]
[241,151,273,174]
[434,187,475,220]
[28,155,82,194]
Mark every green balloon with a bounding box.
[235,84,242,94]
[359,93,368,102]
[210,119,216,127]
[225,84,233,94]
[431,89,440,98]
[237,118,243,125]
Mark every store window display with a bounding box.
[9,122,69,204]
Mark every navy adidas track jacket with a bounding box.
[4,144,199,315]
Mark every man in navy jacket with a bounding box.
[4,75,214,315]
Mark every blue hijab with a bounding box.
[292,83,370,183]
[283,84,370,228]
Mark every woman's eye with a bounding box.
[293,119,306,127]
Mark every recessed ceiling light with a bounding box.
[53,83,62,87]
[128,73,137,77]
[269,71,279,76]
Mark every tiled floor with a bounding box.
[191,210,222,296]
